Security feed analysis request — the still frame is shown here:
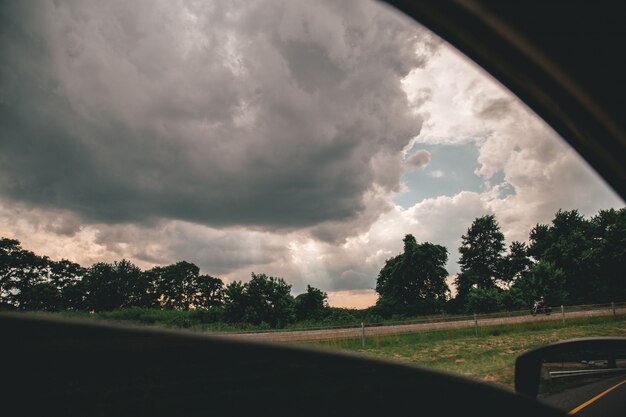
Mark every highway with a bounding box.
[541,375,626,417]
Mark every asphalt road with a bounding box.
[541,375,626,417]
[222,307,626,342]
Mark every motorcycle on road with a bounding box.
[531,302,552,316]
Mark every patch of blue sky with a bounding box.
[394,142,514,208]
[486,170,516,198]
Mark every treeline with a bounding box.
[0,239,336,326]
[376,208,626,316]
[1,207,624,328]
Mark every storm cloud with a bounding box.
[0,0,434,234]
[1,0,622,306]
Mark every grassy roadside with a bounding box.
[299,315,626,390]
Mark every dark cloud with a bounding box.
[90,221,289,276]
[475,97,513,120]
[43,215,83,237]
[406,149,431,170]
[0,0,435,238]
[336,269,374,291]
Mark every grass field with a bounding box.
[300,315,626,390]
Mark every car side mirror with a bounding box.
[515,338,626,410]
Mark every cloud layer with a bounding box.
[0,0,437,236]
[0,0,622,306]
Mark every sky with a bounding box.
[0,0,623,308]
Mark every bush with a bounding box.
[464,287,504,313]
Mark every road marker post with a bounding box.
[361,322,365,348]
[612,302,616,318]
[473,313,479,336]
[561,305,565,326]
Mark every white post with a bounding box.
[473,313,479,336]
[361,322,365,348]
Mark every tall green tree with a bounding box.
[1,238,89,311]
[589,208,626,302]
[47,259,87,311]
[243,273,295,327]
[1,238,28,306]
[528,210,594,304]
[149,261,222,310]
[513,260,568,306]
[82,262,118,311]
[121,260,158,309]
[454,215,505,310]
[501,241,532,287]
[194,274,224,309]
[0,238,50,309]
[375,235,449,316]
[83,259,155,311]
[295,285,328,321]
[223,273,295,327]
[19,258,85,311]
[223,280,247,323]
[152,261,198,310]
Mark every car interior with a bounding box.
[2,1,625,416]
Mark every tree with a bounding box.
[1,238,89,311]
[295,285,328,321]
[223,280,247,323]
[457,215,505,288]
[152,261,198,310]
[0,238,51,309]
[500,287,527,310]
[375,235,449,316]
[464,287,504,313]
[83,259,154,311]
[194,274,224,309]
[589,208,626,302]
[513,260,567,307]
[501,241,531,287]
[528,210,594,304]
[115,259,155,308]
[49,259,86,310]
[149,261,223,310]
[223,273,296,327]
[244,273,296,327]
[82,262,117,311]
[0,237,227,312]
[19,282,62,311]
[454,215,505,310]
[61,279,88,311]
[525,208,626,305]
[1,238,28,306]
